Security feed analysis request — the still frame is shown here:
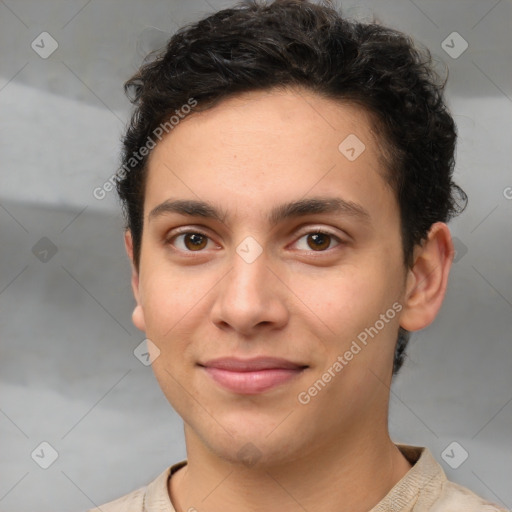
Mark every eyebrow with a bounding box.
[148,197,371,226]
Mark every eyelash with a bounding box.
[165,228,344,254]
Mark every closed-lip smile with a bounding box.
[198,357,308,394]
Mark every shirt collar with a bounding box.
[142,445,446,512]
[369,445,447,512]
[143,459,186,512]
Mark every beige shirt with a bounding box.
[89,445,507,512]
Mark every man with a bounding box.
[91,1,505,510]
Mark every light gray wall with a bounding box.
[1,1,511,511]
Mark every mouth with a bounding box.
[198,357,309,394]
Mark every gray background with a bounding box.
[0,0,511,510]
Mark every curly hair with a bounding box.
[116,0,467,374]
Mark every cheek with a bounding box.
[141,261,205,325]
[140,270,201,407]
[290,259,405,386]
[138,270,197,368]
[292,262,397,332]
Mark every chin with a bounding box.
[217,438,300,470]
[194,419,304,470]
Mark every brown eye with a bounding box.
[307,233,332,251]
[170,232,212,252]
[183,233,208,251]
[294,231,341,252]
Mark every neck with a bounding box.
[169,425,412,512]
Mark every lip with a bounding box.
[200,357,307,371]
[199,357,308,394]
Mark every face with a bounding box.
[127,87,411,466]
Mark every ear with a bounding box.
[124,230,146,332]
[400,222,454,331]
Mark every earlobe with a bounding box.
[124,230,146,332]
[132,304,146,332]
[400,222,454,332]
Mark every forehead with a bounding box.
[143,87,396,227]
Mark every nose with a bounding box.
[209,247,289,337]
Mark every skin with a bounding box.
[124,86,454,512]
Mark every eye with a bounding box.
[294,231,341,252]
[166,229,343,253]
[168,231,216,252]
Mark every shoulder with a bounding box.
[86,462,183,512]
[87,486,145,512]
[390,445,507,512]
[431,479,508,512]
